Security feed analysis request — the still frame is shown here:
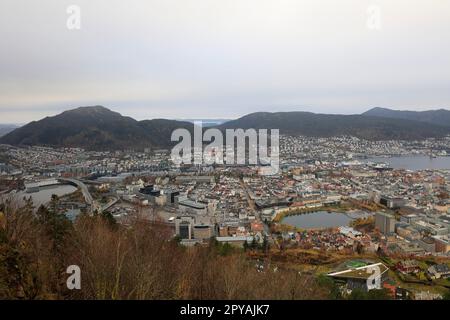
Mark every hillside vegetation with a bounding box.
[0,198,330,300]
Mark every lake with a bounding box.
[12,184,77,208]
[366,156,450,171]
[281,211,353,229]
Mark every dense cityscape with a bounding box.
[2,1,450,312]
[1,134,450,300]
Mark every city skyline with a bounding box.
[1,0,450,123]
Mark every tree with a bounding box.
[261,236,269,253]
[366,288,393,300]
[49,194,59,213]
[36,204,72,255]
[443,290,450,300]
[243,240,249,252]
[251,237,257,250]
[356,241,364,255]
[348,289,368,300]
[173,235,182,244]
[348,288,392,300]
[101,210,117,228]
[316,275,342,300]
[218,242,233,256]
[1,198,336,300]
[0,199,55,299]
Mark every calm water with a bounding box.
[282,211,353,229]
[14,184,77,208]
[367,156,450,171]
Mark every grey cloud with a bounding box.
[1,0,450,123]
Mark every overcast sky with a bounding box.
[1,0,450,123]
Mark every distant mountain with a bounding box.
[219,111,450,140]
[0,124,20,137]
[0,106,194,150]
[363,107,450,127]
[2,106,449,151]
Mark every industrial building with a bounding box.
[178,199,207,215]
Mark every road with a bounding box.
[58,178,93,205]
[59,178,120,214]
[101,197,119,212]
[240,178,274,245]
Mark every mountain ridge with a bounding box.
[363,107,450,127]
[218,110,450,140]
[0,106,194,150]
[1,106,450,150]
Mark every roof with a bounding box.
[433,235,450,245]
[328,262,389,280]
[398,260,419,268]
[430,264,450,274]
[216,236,253,242]
[345,260,368,269]
[420,237,435,244]
[193,224,212,229]
[376,211,395,219]
[179,199,206,209]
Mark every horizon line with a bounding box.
[2,105,450,125]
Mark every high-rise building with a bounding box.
[375,212,395,235]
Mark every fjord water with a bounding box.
[367,156,450,170]
[15,184,77,208]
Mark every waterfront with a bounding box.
[281,211,354,229]
[15,184,77,208]
[366,155,450,171]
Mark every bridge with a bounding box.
[58,178,93,205]
[79,179,103,185]
[25,178,118,214]
[59,178,121,213]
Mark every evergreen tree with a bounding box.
[243,240,249,251]
[36,203,72,255]
[101,210,117,228]
[262,236,269,253]
[251,237,257,250]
